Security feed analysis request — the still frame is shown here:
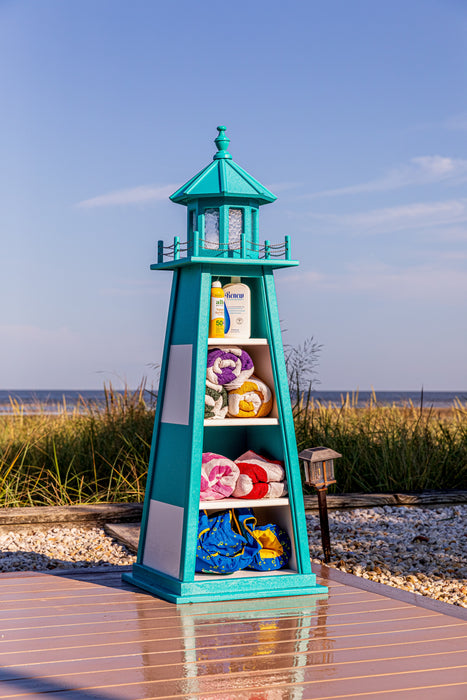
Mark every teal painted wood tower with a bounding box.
[123,127,327,604]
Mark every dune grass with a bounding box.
[0,385,466,506]
[293,391,467,494]
[0,384,154,507]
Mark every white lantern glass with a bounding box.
[229,208,243,249]
[204,209,220,249]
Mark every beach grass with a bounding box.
[0,385,466,506]
[293,390,467,493]
[0,384,154,507]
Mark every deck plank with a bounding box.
[0,566,465,699]
[1,654,466,696]
[0,609,451,654]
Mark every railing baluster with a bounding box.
[241,232,247,258]
[157,235,290,263]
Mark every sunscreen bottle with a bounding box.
[223,277,251,339]
[209,281,225,338]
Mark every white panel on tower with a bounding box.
[142,499,184,579]
[161,344,192,425]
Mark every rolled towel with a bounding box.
[233,478,287,499]
[205,384,228,420]
[227,376,273,418]
[232,450,287,499]
[200,452,240,501]
[206,346,254,391]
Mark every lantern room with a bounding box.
[157,126,290,263]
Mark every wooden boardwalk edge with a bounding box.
[312,563,467,622]
[0,502,144,531]
[0,491,465,532]
[305,490,467,510]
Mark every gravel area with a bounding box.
[0,527,136,572]
[1,505,466,610]
[307,504,467,608]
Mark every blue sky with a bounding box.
[1,0,466,391]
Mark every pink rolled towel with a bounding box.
[200,452,240,501]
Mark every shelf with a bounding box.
[204,418,279,427]
[207,338,268,346]
[199,497,289,510]
[194,567,296,581]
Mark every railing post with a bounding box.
[193,230,199,257]
[157,240,163,264]
[241,232,247,258]
[285,235,291,260]
[174,236,180,260]
[265,240,271,259]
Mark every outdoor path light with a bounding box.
[299,447,342,564]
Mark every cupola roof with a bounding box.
[170,126,276,206]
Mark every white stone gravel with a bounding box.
[307,504,467,608]
[0,526,136,572]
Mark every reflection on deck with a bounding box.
[0,565,465,698]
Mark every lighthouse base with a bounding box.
[123,564,328,604]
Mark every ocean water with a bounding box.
[0,389,465,415]
[0,389,156,415]
[311,390,467,408]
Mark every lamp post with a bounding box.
[299,446,342,564]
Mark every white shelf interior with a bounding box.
[199,497,290,510]
[204,417,279,427]
[208,337,268,346]
[196,502,298,575]
[194,567,297,581]
[200,332,297,582]
[205,342,278,419]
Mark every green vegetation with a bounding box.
[293,391,467,494]
[0,385,466,507]
[0,385,154,507]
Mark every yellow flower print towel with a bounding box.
[227,375,273,418]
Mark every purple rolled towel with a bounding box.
[206,346,254,390]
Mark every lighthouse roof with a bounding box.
[170,126,276,206]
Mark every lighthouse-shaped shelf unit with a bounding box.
[123,127,327,604]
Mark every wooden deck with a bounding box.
[0,564,465,699]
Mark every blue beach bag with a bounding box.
[236,508,292,571]
[195,509,261,574]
